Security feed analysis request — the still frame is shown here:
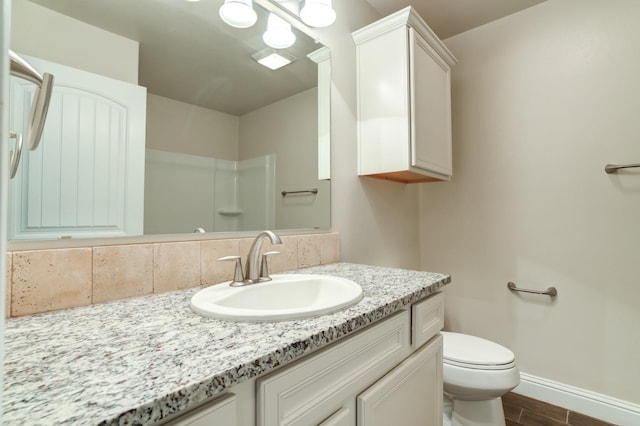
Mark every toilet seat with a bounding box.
[442,331,515,370]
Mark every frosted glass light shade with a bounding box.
[300,0,336,28]
[263,13,296,49]
[219,0,257,28]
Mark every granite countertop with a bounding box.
[3,263,450,425]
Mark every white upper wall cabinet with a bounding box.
[353,7,457,183]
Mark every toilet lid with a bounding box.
[442,332,515,370]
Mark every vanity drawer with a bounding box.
[412,292,444,349]
[257,310,411,426]
[164,393,236,425]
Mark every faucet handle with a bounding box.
[260,251,280,280]
[217,256,244,284]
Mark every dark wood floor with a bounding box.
[502,392,616,426]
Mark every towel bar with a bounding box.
[281,188,318,196]
[507,281,557,297]
[604,163,640,174]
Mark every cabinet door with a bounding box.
[318,407,354,426]
[357,334,443,426]
[257,311,411,426]
[410,28,453,179]
[355,25,411,176]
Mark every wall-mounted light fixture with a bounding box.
[263,13,296,49]
[219,0,258,28]
[300,0,336,28]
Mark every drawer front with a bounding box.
[164,393,236,426]
[412,292,444,349]
[318,407,353,426]
[257,310,411,426]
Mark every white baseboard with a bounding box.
[514,372,640,426]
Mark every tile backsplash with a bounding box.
[5,232,340,318]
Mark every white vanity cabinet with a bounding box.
[160,292,444,426]
[257,292,444,426]
[353,7,457,183]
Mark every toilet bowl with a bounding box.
[441,332,520,426]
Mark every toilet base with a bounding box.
[450,397,506,426]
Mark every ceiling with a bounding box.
[27,0,546,115]
[365,0,546,39]
[29,0,319,116]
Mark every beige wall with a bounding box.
[146,94,240,160]
[240,88,330,230]
[420,0,640,404]
[10,0,139,84]
[318,1,422,269]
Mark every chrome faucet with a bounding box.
[245,230,282,283]
[218,230,282,286]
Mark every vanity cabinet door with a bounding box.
[318,406,354,426]
[357,334,443,426]
[256,311,411,426]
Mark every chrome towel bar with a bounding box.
[281,188,318,196]
[605,163,640,174]
[8,131,23,179]
[9,50,54,151]
[507,281,557,297]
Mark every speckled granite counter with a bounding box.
[3,263,450,425]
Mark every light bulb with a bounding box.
[219,0,257,29]
[263,13,296,49]
[300,0,336,28]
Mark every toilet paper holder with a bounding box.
[507,281,557,297]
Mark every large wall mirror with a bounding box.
[8,0,330,242]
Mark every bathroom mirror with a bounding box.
[8,0,330,241]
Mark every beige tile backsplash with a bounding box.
[298,235,321,268]
[200,239,241,285]
[6,232,340,317]
[12,248,93,317]
[93,244,154,304]
[264,235,298,273]
[153,242,201,293]
[6,252,12,317]
[319,233,340,265]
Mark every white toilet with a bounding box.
[441,332,520,426]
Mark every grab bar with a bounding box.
[9,50,54,151]
[507,281,557,297]
[8,131,23,179]
[605,163,640,174]
[281,188,318,196]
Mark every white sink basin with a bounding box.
[190,274,363,322]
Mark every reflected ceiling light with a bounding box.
[300,0,336,28]
[263,13,296,49]
[252,49,296,70]
[219,0,257,28]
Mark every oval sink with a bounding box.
[190,274,363,322]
